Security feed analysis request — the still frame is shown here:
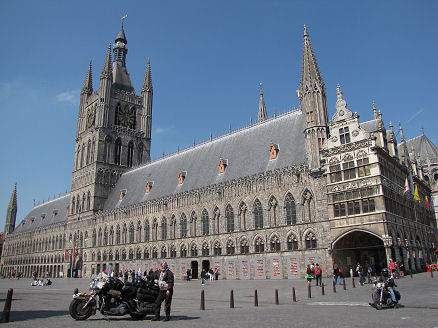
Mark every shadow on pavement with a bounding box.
[11,310,69,321]
[88,315,200,322]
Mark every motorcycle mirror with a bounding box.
[74,288,78,294]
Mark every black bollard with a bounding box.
[333,280,336,293]
[230,289,234,308]
[410,271,413,279]
[352,277,355,288]
[321,283,325,296]
[200,290,205,310]
[292,287,297,302]
[1,288,13,323]
[343,278,346,290]
[307,283,311,298]
[431,269,434,278]
[275,289,279,305]
[254,289,259,307]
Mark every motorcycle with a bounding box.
[371,277,401,310]
[69,272,159,320]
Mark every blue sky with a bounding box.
[1,0,438,229]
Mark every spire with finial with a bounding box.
[399,122,405,142]
[257,82,268,122]
[300,25,324,92]
[388,122,395,142]
[81,61,93,95]
[4,183,17,234]
[378,110,385,131]
[399,122,411,167]
[372,100,378,119]
[100,44,112,80]
[142,57,153,92]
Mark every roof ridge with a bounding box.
[33,193,70,210]
[124,108,302,176]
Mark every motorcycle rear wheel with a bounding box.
[130,313,147,320]
[69,298,93,320]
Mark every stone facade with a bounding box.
[1,26,437,280]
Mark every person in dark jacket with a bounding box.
[153,262,174,321]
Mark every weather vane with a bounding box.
[121,14,128,26]
[259,82,263,91]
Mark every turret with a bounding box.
[257,85,268,122]
[77,61,93,137]
[141,57,153,143]
[299,25,329,170]
[387,122,399,158]
[4,184,17,234]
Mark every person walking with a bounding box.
[356,263,364,286]
[153,262,174,321]
[305,264,314,285]
[314,263,322,286]
[333,264,342,285]
[201,268,206,285]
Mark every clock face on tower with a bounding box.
[118,106,135,128]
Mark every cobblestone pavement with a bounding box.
[0,272,437,328]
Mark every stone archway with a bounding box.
[332,230,386,276]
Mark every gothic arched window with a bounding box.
[161,217,167,240]
[161,246,167,258]
[227,239,235,255]
[202,242,209,256]
[129,222,135,243]
[180,214,187,238]
[240,238,249,254]
[104,136,112,164]
[114,138,122,165]
[127,141,134,168]
[254,199,263,229]
[254,236,264,253]
[285,193,297,225]
[270,234,280,252]
[305,231,317,249]
[137,143,143,165]
[287,233,299,250]
[213,240,222,256]
[201,209,209,236]
[92,229,96,247]
[86,191,91,211]
[144,220,150,241]
[226,204,234,233]
[116,225,121,244]
[190,243,198,257]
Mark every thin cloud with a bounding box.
[56,89,79,103]
[153,127,166,135]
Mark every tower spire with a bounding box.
[81,61,93,95]
[142,57,153,92]
[100,44,112,80]
[257,83,267,122]
[300,25,324,91]
[299,25,329,171]
[4,183,17,234]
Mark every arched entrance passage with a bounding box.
[332,230,386,276]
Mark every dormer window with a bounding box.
[178,171,187,185]
[30,217,35,224]
[52,210,59,218]
[66,206,70,215]
[218,159,228,173]
[40,214,46,222]
[119,189,127,200]
[270,144,279,160]
[146,181,154,193]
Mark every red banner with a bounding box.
[65,249,70,260]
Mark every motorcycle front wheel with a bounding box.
[69,298,93,320]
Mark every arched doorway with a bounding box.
[191,261,198,279]
[332,230,386,276]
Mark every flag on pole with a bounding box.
[121,14,128,20]
[431,198,435,210]
[425,196,431,208]
[65,249,70,260]
[414,185,421,202]
[403,177,410,193]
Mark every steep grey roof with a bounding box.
[400,134,438,162]
[104,110,306,210]
[13,194,70,233]
[360,119,379,133]
[113,62,134,92]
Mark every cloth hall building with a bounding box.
[2,26,437,280]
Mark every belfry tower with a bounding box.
[70,25,153,217]
[299,25,329,171]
